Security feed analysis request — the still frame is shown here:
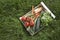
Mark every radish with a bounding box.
[30,20,34,27]
[24,22,30,27]
[26,17,32,22]
[21,16,27,21]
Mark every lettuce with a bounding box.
[41,11,53,26]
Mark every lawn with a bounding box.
[0,0,60,40]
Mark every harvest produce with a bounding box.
[21,16,27,21]
[30,20,34,27]
[41,11,53,26]
[34,7,43,13]
[24,22,30,27]
[21,16,34,27]
[31,6,42,21]
[26,17,32,22]
[21,5,43,27]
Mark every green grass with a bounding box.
[0,0,60,40]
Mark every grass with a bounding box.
[0,0,60,40]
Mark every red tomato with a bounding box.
[26,17,32,22]
[21,16,27,21]
[30,21,34,27]
[24,22,30,27]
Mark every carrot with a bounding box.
[32,5,35,14]
[31,6,43,21]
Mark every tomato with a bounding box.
[24,22,30,27]
[30,20,34,27]
[26,17,32,22]
[21,16,27,21]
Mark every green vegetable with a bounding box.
[40,11,53,26]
